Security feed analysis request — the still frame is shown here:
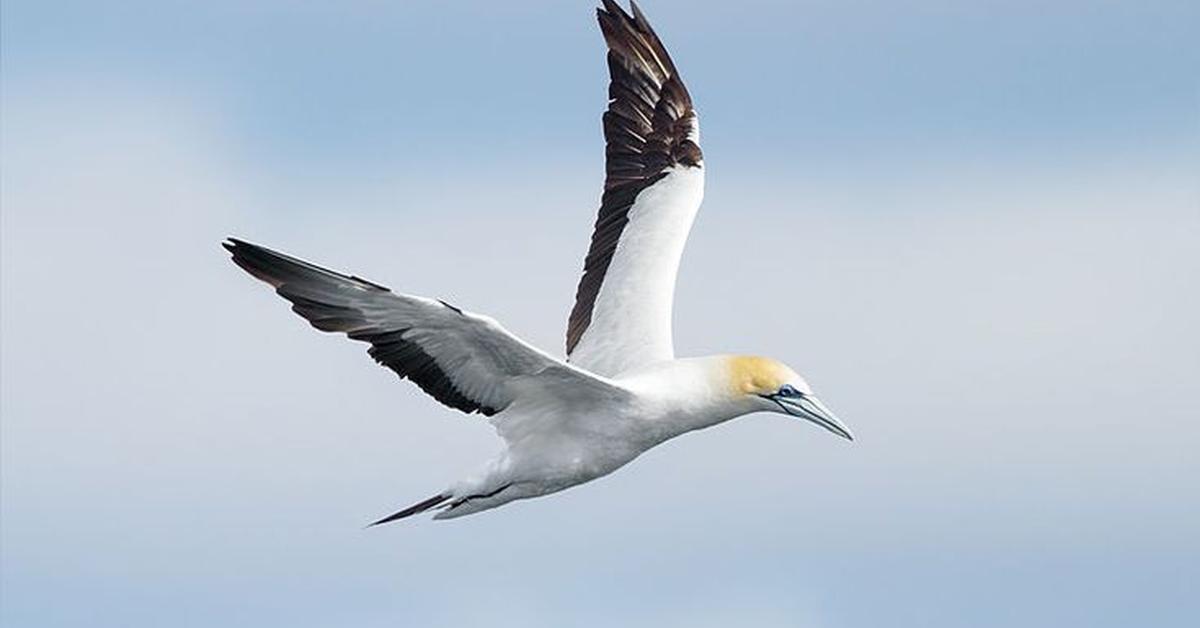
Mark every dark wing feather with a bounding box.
[225,238,555,417]
[567,0,702,355]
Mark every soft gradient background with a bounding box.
[3,1,1198,626]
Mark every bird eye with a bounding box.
[779,384,799,397]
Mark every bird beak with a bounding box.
[774,394,854,441]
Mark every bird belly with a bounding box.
[436,433,641,520]
[446,395,658,518]
[511,430,643,491]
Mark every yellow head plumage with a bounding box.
[726,356,803,397]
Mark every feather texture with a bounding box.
[225,238,568,416]
[567,0,704,376]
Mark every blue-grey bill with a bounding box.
[780,395,854,441]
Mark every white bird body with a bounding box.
[447,356,744,519]
[225,1,852,524]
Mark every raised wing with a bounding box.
[225,238,579,417]
[567,0,704,377]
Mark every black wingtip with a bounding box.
[598,0,632,26]
[629,0,646,21]
[222,236,287,287]
[224,235,265,249]
[222,237,394,293]
[222,236,256,256]
[598,1,646,25]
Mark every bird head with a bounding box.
[726,356,853,441]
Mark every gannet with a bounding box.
[224,0,853,523]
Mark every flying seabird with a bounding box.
[224,0,853,523]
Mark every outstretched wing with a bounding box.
[567,0,704,378]
[225,238,586,417]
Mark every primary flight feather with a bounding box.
[225,0,852,523]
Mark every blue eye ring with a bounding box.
[778,384,800,398]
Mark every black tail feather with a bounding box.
[367,493,452,527]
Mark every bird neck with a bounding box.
[620,356,757,440]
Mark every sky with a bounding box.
[2,1,1198,626]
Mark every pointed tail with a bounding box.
[367,493,451,527]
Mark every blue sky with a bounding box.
[3,2,1198,627]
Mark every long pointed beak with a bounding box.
[776,394,854,441]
